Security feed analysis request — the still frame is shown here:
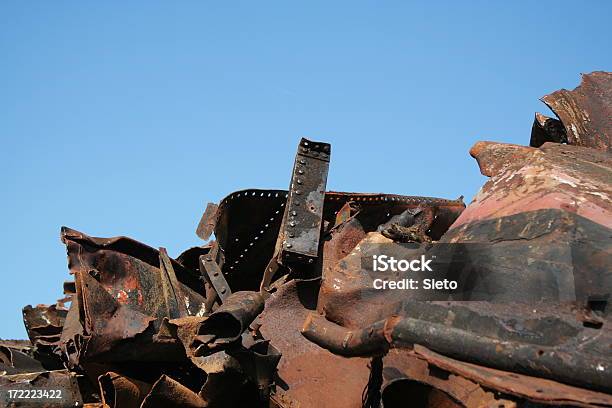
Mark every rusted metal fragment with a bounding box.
[440,209,611,302]
[63,281,76,295]
[412,345,612,407]
[383,349,514,408]
[317,194,465,328]
[214,189,288,292]
[303,300,612,393]
[62,227,207,319]
[98,371,152,408]
[386,314,611,393]
[196,202,218,241]
[259,279,371,408]
[301,312,388,357]
[261,139,332,290]
[191,291,264,355]
[75,270,157,359]
[159,248,189,319]
[318,232,412,329]
[541,71,611,152]
[176,245,212,272]
[454,141,611,229]
[279,138,331,266]
[60,227,212,362]
[530,112,568,147]
[198,363,260,407]
[22,303,67,349]
[200,253,232,303]
[216,188,464,292]
[230,334,281,401]
[58,295,85,369]
[140,375,206,408]
[0,344,45,375]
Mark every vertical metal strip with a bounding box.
[280,138,331,265]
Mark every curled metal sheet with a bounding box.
[541,71,611,152]
[191,291,264,356]
[140,375,206,408]
[98,371,152,408]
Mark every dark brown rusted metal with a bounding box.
[196,202,218,241]
[3,77,612,408]
[541,71,611,152]
[279,138,330,266]
[191,291,264,356]
[530,112,568,147]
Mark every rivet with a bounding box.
[221,287,227,294]
[298,169,304,174]
[308,258,314,264]
[311,151,319,157]
[289,221,296,227]
[299,159,306,164]
[286,243,292,248]
[297,179,303,184]
[291,211,297,216]
[303,141,309,147]
[213,271,219,276]
[206,257,212,262]
[295,190,301,195]
[288,232,295,238]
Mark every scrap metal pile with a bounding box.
[1,71,611,407]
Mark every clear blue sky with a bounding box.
[1,1,610,338]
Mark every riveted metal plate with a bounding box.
[280,138,331,265]
[200,255,232,302]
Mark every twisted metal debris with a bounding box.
[1,72,611,407]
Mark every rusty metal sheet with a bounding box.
[259,279,372,408]
[140,375,206,408]
[541,71,611,152]
[0,344,45,375]
[412,345,612,407]
[196,202,219,241]
[383,349,516,408]
[454,141,611,229]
